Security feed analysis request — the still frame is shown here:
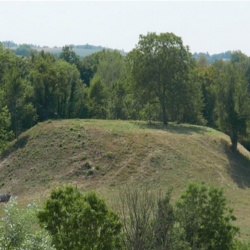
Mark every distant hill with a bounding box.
[0,119,250,239]
[1,41,126,58]
[1,41,233,60]
[193,51,231,64]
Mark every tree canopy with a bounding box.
[0,33,250,152]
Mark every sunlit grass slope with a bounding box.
[0,119,250,239]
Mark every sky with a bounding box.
[1,1,250,55]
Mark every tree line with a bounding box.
[0,183,246,250]
[0,32,250,152]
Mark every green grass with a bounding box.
[0,119,250,239]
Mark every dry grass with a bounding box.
[0,119,250,239]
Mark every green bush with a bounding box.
[176,183,239,250]
[37,185,123,250]
[0,198,55,250]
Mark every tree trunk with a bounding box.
[230,130,238,152]
[161,101,168,125]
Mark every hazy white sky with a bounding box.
[1,1,250,55]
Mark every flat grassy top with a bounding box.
[0,119,250,239]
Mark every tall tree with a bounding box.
[196,65,217,127]
[129,32,197,124]
[80,51,102,87]
[94,50,128,119]
[59,45,80,65]
[214,62,249,151]
[88,75,107,119]
[3,67,36,137]
[54,60,83,118]
[0,106,13,152]
[30,51,58,121]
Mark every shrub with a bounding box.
[176,183,239,250]
[37,185,123,250]
[0,198,55,250]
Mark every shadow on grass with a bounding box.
[222,140,250,188]
[131,121,208,135]
[1,135,29,159]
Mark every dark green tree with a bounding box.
[54,60,83,118]
[196,65,217,127]
[153,190,175,250]
[94,50,128,119]
[37,185,122,250]
[3,67,36,137]
[0,106,13,152]
[30,51,58,121]
[88,75,108,118]
[129,32,198,124]
[80,51,102,87]
[59,45,80,65]
[214,62,249,151]
[15,44,34,57]
[176,183,238,250]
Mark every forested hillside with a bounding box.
[1,41,123,57]
[1,32,250,153]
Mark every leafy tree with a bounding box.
[80,51,102,87]
[153,190,183,250]
[59,45,88,84]
[93,50,128,119]
[0,198,55,250]
[176,183,238,250]
[54,60,83,118]
[214,62,249,151]
[37,185,123,250]
[0,45,16,84]
[30,51,58,121]
[88,75,108,118]
[0,106,13,152]
[196,65,217,127]
[3,66,37,137]
[129,32,197,124]
[59,45,80,65]
[15,44,34,57]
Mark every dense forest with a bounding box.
[0,32,250,153]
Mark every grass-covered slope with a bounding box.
[1,119,250,238]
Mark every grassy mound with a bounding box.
[1,119,250,239]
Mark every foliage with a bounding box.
[15,44,35,57]
[176,182,239,250]
[196,65,217,127]
[0,106,13,152]
[0,34,250,151]
[3,66,37,137]
[88,75,108,118]
[129,32,201,124]
[214,62,249,151]
[59,45,80,66]
[0,198,55,250]
[118,187,189,250]
[37,185,123,250]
